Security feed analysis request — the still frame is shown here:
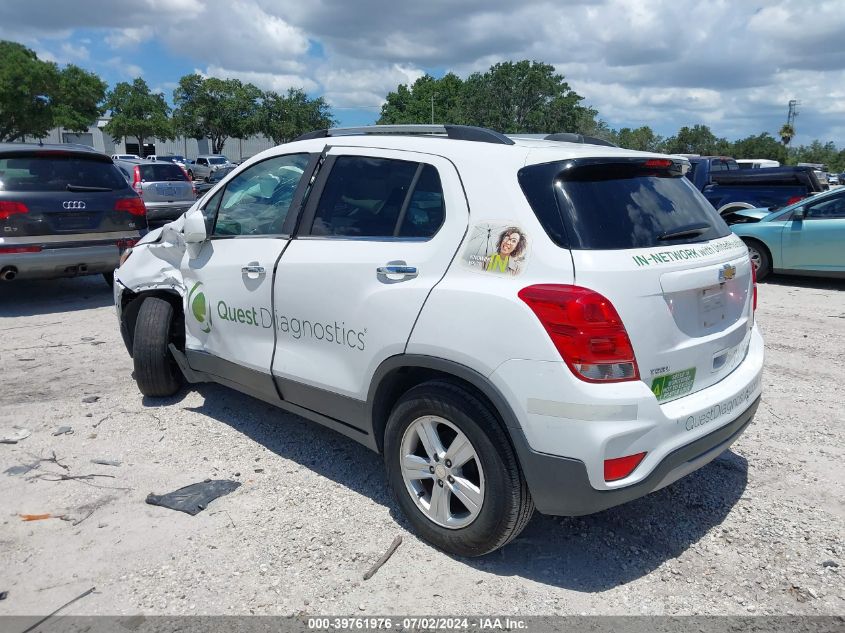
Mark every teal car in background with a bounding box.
[729,186,845,280]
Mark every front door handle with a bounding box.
[376,265,417,275]
[241,264,265,275]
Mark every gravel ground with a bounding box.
[0,274,843,617]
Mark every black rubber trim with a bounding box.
[516,396,760,516]
[275,376,368,431]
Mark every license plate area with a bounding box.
[699,285,726,328]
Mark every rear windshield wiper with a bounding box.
[657,223,711,241]
[66,184,113,192]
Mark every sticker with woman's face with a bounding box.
[462,222,529,276]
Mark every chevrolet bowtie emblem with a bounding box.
[719,263,737,281]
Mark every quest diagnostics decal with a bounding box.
[187,282,211,333]
[631,235,746,268]
[462,222,529,276]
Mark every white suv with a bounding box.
[114,125,764,556]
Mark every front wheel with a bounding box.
[132,297,183,397]
[743,239,771,281]
[384,381,533,557]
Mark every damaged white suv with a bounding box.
[114,125,764,556]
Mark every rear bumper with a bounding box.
[515,395,759,516]
[0,244,120,280]
[144,203,193,228]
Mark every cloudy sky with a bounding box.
[1,0,843,146]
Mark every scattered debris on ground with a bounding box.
[52,426,73,436]
[363,535,403,581]
[1,427,31,444]
[145,479,241,515]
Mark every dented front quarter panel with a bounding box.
[115,217,188,297]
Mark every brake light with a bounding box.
[114,197,146,216]
[518,284,640,382]
[604,452,647,481]
[644,159,673,169]
[179,165,196,195]
[785,195,805,206]
[750,256,757,312]
[132,165,143,196]
[0,201,29,221]
[0,245,41,254]
[116,238,139,250]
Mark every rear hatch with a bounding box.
[519,157,754,402]
[136,163,194,204]
[0,150,145,238]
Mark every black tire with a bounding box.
[102,272,114,288]
[132,297,183,397]
[743,238,771,281]
[384,380,534,557]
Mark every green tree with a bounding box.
[173,74,262,154]
[377,61,597,134]
[461,61,594,133]
[779,123,795,146]
[0,40,106,142]
[612,126,664,152]
[730,132,787,163]
[789,140,842,171]
[103,78,173,152]
[661,124,730,155]
[257,88,335,145]
[378,73,465,124]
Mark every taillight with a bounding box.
[604,452,647,481]
[643,159,673,169]
[132,165,143,196]
[179,165,196,195]
[0,201,29,221]
[0,245,41,254]
[785,195,804,206]
[116,238,139,250]
[518,284,640,382]
[750,256,757,312]
[114,197,146,216]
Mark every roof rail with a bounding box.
[544,133,618,147]
[295,124,514,145]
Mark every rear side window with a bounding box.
[310,157,444,239]
[139,163,187,182]
[519,159,730,250]
[0,154,128,192]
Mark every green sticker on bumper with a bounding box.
[651,368,696,402]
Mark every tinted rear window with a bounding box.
[0,154,128,192]
[139,163,187,182]
[519,159,730,250]
[208,157,228,165]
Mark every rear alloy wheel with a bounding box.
[384,381,533,557]
[743,239,771,281]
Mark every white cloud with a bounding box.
[1,0,844,144]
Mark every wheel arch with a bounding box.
[739,235,775,269]
[367,355,522,455]
[717,201,756,216]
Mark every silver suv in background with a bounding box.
[114,159,195,229]
[187,155,232,180]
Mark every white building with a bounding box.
[24,117,279,160]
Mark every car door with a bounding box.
[270,147,469,424]
[782,190,845,272]
[182,152,316,384]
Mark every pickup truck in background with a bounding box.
[683,156,824,219]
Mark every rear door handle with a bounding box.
[241,264,265,275]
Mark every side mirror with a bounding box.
[792,206,805,220]
[183,209,207,243]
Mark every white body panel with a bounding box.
[271,147,469,399]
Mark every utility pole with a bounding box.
[431,93,438,124]
[787,100,799,127]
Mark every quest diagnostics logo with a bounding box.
[187,282,212,333]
